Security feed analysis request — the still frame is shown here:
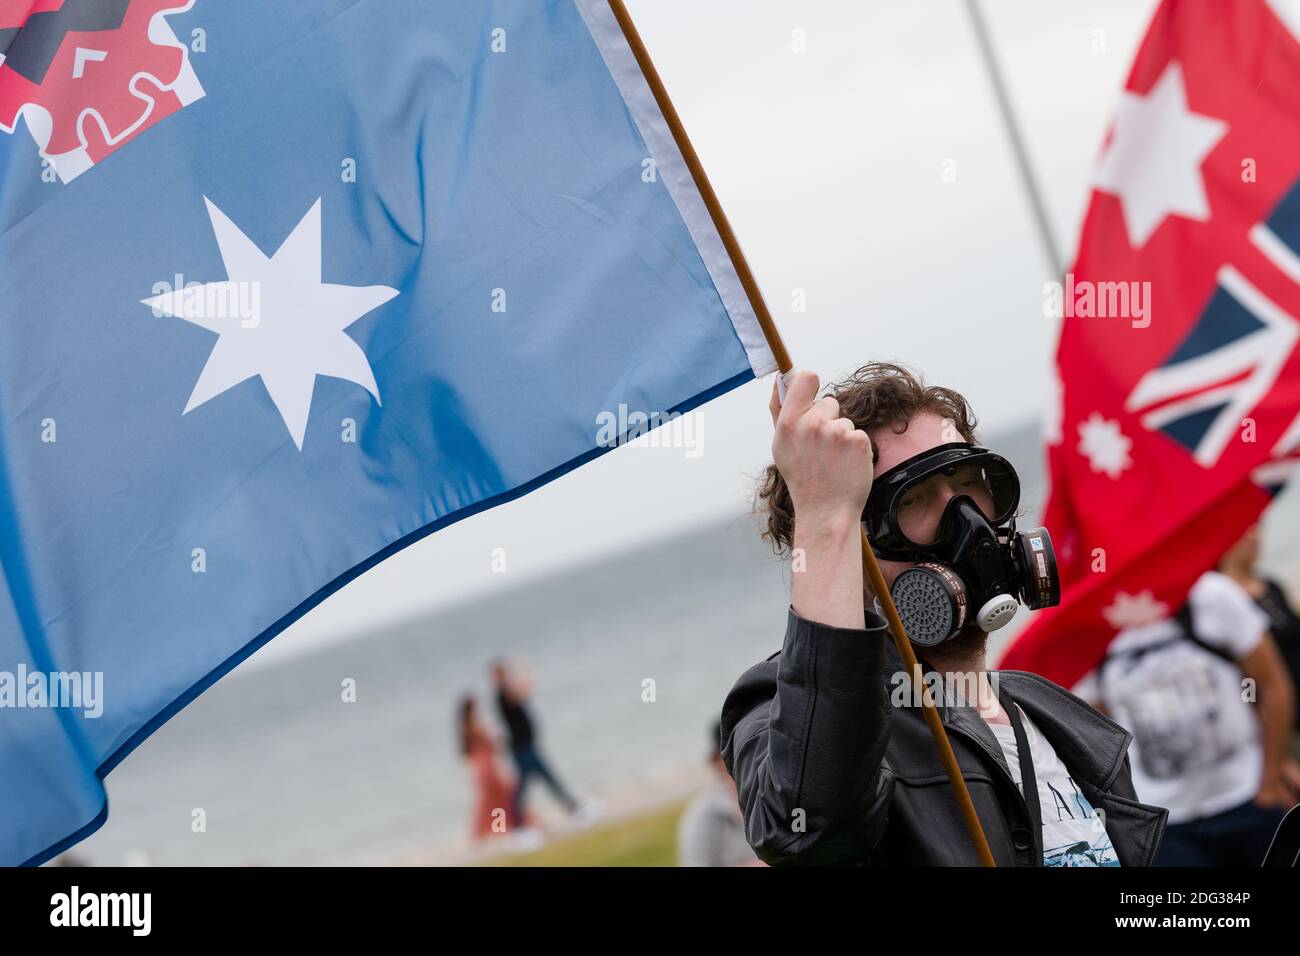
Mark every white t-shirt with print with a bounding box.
[1073,571,1267,824]
[989,704,1121,866]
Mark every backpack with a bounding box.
[1098,604,1244,780]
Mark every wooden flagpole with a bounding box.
[605,0,996,866]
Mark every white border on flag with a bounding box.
[575,0,777,376]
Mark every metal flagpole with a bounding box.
[963,0,1065,279]
[606,0,997,867]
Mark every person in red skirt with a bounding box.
[457,696,521,840]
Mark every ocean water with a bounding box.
[65,422,1300,865]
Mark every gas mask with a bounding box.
[861,442,1059,647]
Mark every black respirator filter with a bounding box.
[890,563,969,647]
[1011,526,1059,611]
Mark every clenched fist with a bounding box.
[770,370,874,528]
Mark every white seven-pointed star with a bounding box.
[1093,62,1228,248]
[143,198,398,450]
[1078,412,1132,479]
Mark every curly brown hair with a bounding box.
[755,362,978,555]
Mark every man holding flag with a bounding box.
[724,0,1300,868]
[6,0,1297,875]
[722,363,1166,866]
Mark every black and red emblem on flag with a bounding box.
[0,0,202,181]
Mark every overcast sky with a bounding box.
[257,0,1163,664]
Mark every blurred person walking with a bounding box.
[1079,566,1300,866]
[490,660,587,826]
[676,722,759,867]
[457,696,520,841]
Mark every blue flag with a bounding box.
[0,0,774,865]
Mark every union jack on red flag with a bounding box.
[1001,0,1300,685]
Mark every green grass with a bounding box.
[487,799,688,867]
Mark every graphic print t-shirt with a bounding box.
[989,705,1121,867]
[1073,571,1267,823]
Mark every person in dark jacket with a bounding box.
[723,363,1168,866]
[490,659,584,826]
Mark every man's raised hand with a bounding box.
[771,370,874,527]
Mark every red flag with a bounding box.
[1000,0,1300,686]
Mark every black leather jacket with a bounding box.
[721,608,1168,866]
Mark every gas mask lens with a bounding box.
[894,460,1015,547]
[864,445,1021,556]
